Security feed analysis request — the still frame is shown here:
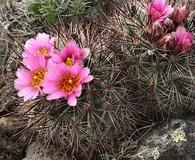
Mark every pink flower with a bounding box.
[50,41,89,67]
[22,33,55,58]
[147,0,174,22]
[172,7,188,23]
[42,63,93,106]
[14,56,47,101]
[175,26,193,53]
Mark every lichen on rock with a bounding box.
[131,119,195,160]
[134,146,160,160]
[171,129,186,143]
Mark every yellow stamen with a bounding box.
[31,68,46,87]
[65,57,74,66]
[58,74,80,93]
[37,48,48,55]
[68,79,73,84]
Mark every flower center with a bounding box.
[65,57,74,66]
[58,74,80,93]
[31,68,46,87]
[37,48,48,55]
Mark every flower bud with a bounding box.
[159,33,175,51]
[163,18,175,31]
[172,7,188,23]
[148,21,165,40]
[175,26,193,53]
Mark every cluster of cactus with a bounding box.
[8,0,195,159]
[104,0,195,110]
[14,20,146,159]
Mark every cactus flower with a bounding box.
[14,56,47,101]
[147,0,174,22]
[172,7,188,23]
[175,26,193,53]
[50,41,89,67]
[42,63,93,106]
[22,33,55,58]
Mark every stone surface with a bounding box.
[0,133,25,160]
[23,142,66,160]
[131,119,195,160]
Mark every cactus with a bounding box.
[103,0,195,111]
[12,20,147,159]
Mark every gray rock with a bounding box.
[23,142,66,160]
[130,119,195,160]
[0,133,25,160]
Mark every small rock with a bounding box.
[131,119,195,160]
[23,141,66,160]
[0,133,25,160]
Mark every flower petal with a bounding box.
[18,87,34,97]
[67,95,77,106]
[46,91,66,100]
[82,75,94,83]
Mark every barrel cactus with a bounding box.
[11,19,147,159]
[103,0,195,111]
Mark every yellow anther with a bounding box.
[31,68,46,87]
[37,48,48,55]
[65,57,74,66]
[58,74,80,93]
